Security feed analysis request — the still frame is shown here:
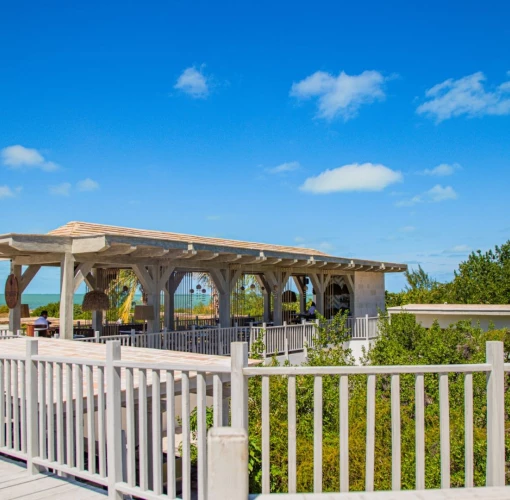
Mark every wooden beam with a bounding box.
[128,246,170,258]
[74,262,94,293]
[131,265,156,294]
[99,244,137,256]
[280,259,299,267]
[13,253,64,265]
[72,236,108,254]
[20,265,41,293]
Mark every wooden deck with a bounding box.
[0,456,106,499]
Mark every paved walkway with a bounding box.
[0,456,106,499]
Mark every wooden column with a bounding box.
[146,265,161,333]
[255,275,271,323]
[293,275,307,315]
[8,263,22,334]
[91,269,103,334]
[59,253,75,339]
[309,273,331,317]
[165,272,185,331]
[210,269,236,328]
[263,270,289,326]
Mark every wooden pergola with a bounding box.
[0,221,407,339]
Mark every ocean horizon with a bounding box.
[0,293,212,310]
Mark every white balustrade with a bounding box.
[0,340,508,498]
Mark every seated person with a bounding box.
[34,310,51,337]
[307,302,317,318]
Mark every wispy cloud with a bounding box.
[443,244,471,255]
[301,162,402,194]
[174,66,209,98]
[396,184,458,207]
[206,215,220,221]
[417,72,510,122]
[290,70,390,120]
[400,226,416,233]
[77,178,99,192]
[49,183,71,196]
[1,145,59,172]
[421,163,461,177]
[266,161,300,174]
[0,186,15,199]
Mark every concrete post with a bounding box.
[59,253,75,340]
[106,341,123,499]
[208,428,248,500]
[231,342,248,430]
[486,341,505,486]
[26,339,39,475]
[8,263,22,335]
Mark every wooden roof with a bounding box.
[0,221,407,272]
[49,221,327,257]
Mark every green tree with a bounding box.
[451,241,510,304]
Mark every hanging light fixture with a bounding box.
[202,288,206,294]
[196,284,202,290]
[240,286,245,291]
[82,290,110,311]
[190,288,195,294]
[250,283,256,290]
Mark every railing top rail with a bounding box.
[244,362,491,376]
[503,363,510,372]
[0,352,26,361]
[112,359,232,373]
[32,355,107,367]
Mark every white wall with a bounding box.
[353,272,385,317]
[408,313,510,331]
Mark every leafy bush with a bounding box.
[31,302,92,320]
[246,311,510,493]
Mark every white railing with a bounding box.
[0,338,230,500]
[0,340,508,499]
[225,341,507,496]
[77,318,376,358]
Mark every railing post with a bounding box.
[231,343,248,431]
[192,325,196,353]
[208,428,248,500]
[284,321,289,360]
[17,329,23,336]
[130,329,136,347]
[486,340,505,486]
[95,330,100,343]
[365,314,369,340]
[26,338,39,475]
[262,323,267,360]
[106,341,123,499]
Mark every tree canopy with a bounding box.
[387,240,510,307]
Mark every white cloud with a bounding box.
[396,184,458,207]
[50,183,71,196]
[422,163,461,176]
[1,145,59,171]
[417,72,510,122]
[400,226,416,233]
[300,162,403,194]
[174,66,209,98]
[294,236,305,243]
[0,186,15,199]
[77,178,99,192]
[443,244,471,255]
[267,161,300,174]
[290,70,389,120]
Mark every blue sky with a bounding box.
[1,0,509,293]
